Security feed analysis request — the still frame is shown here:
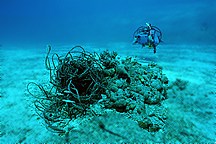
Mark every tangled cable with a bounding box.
[27,45,116,133]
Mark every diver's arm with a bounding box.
[153,45,156,53]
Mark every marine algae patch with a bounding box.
[27,46,169,134]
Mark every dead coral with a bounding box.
[27,45,169,134]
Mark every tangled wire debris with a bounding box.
[27,45,169,134]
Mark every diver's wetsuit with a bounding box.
[133,24,162,53]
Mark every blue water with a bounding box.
[0,0,216,45]
[0,1,216,143]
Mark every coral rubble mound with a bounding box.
[27,46,169,134]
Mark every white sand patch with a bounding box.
[0,48,64,143]
[0,44,215,143]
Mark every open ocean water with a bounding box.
[0,0,216,143]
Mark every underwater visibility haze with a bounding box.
[0,0,216,45]
[0,0,216,143]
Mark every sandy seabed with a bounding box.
[0,43,215,143]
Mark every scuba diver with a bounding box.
[133,23,162,53]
